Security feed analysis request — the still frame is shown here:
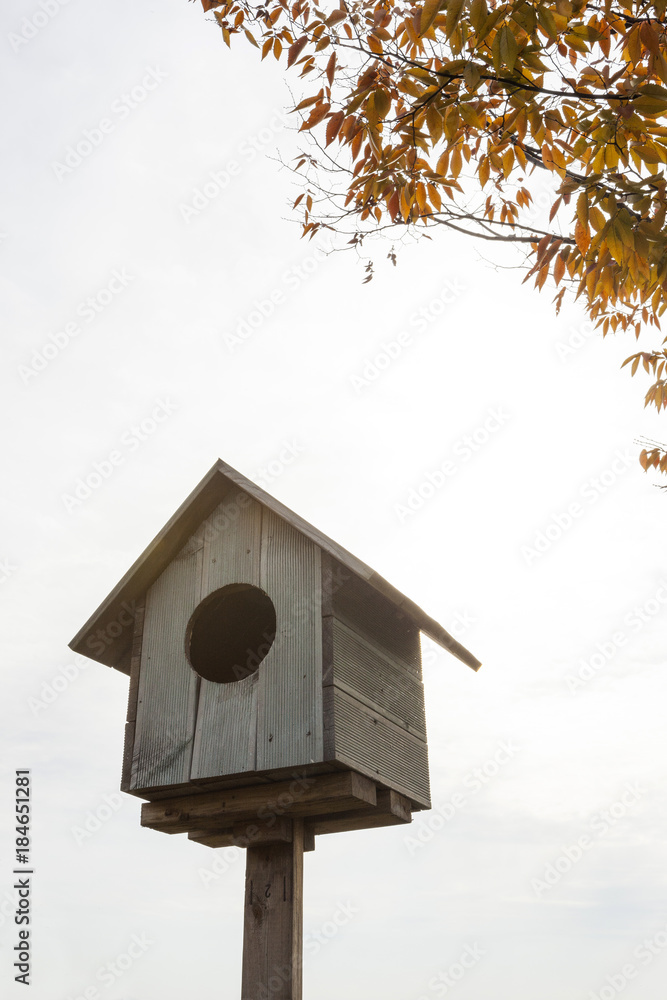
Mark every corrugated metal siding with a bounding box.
[256,508,323,771]
[332,564,421,672]
[133,496,325,791]
[333,688,430,807]
[190,498,262,779]
[332,618,427,738]
[203,496,262,594]
[132,545,200,790]
[191,671,259,777]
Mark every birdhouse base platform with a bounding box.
[139,770,413,849]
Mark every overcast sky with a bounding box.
[2,2,667,999]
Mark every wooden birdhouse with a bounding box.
[70,459,480,998]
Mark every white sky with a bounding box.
[2,2,667,998]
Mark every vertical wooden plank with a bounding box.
[241,819,304,1000]
[203,495,261,594]
[190,497,263,780]
[257,509,323,771]
[191,672,259,779]
[121,598,145,792]
[321,553,335,762]
[131,546,200,790]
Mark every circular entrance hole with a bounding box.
[186,584,277,684]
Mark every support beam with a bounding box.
[141,770,376,835]
[241,819,304,1000]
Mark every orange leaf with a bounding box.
[326,110,345,145]
[326,51,336,87]
[287,35,308,67]
[554,253,566,285]
[300,102,331,130]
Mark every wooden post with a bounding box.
[241,819,304,1000]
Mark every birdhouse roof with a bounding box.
[69,459,481,674]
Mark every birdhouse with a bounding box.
[70,459,481,999]
[70,459,480,839]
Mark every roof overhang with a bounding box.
[69,460,482,674]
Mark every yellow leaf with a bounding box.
[426,105,443,143]
[446,0,465,38]
[436,150,450,174]
[536,6,557,39]
[470,0,488,34]
[574,217,590,254]
[499,24,519,72]
[420,0,444,36]
[576,192,589,229]
[373,89,392,121]
[541,143,554,170]
[428,183,442,210]
[589,206,605,232]
[502,147,514,178]
[633,95,667,117]
[554,253,566,285]
[479,157,490,187]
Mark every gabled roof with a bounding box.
[69,459,481,674]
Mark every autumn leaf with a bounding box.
[420,0,444,36]
[197,0,667,475]
[287,35,308,67]
[326,110,345,145]
[300,102,331,130]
